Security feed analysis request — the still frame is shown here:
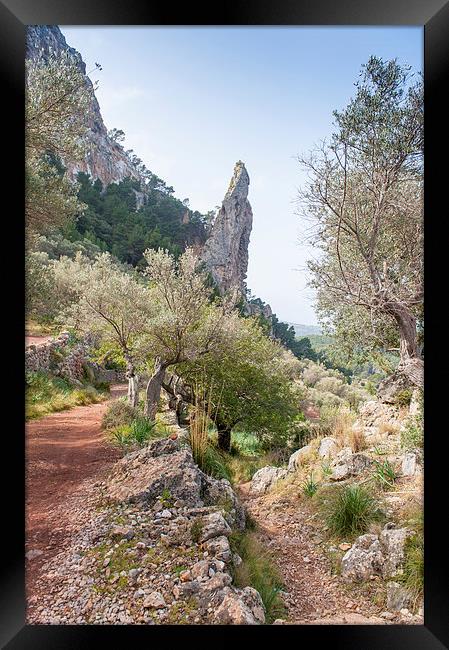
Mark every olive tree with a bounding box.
[54,252,152,406]
[298,57,423,388]
[164,315,301,451]
[26,51,96,234]
[138,248,234,420]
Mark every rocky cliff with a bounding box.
[26,25,141,187]
[200,161,253,295]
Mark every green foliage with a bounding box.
[90,341,127,371]
[319,484,384,538]
[26,51,93,234]
[200,445,232,481]
[190,519,204,544]
[229,529,286,623]
[372,460,397,490]
[25,370,105,419]
[395,389,413,407]
[73,171,209,265]
[401,414,423,451]
[129,416,157,445]
[302,472,319,497]
[101,398,135,430]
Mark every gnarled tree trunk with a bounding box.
[144,357,166,420]
[217,426,232,452]
[388,303,423,390]
[125,357,139,408]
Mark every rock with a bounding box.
[191,560,210,580]
[201,475,246,531]
[179,570,191,583]
[199,512,232,542]
[201,572,232,591]
[204,536,232,563]
[318,437,338,459]
[386,582,412,612]
[330,448,353,480]
[173,581,200,599]
[339,543,351,551]
[330,449,372,481]
[288,445,312,472]
[379,526,410,578]
[27,27,143,187]
[110,525,134,541]
[213,587,265,625]
[249,466,288,495]
[200,161,252,295]
[143,591,166,609]
[409,390,422,416]
[106,440,203,507]
[160,509,172,519]
[401,452,417,477]
[26,549,44,560]
[341,534,385,582]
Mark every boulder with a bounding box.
[199,512,232,542]
[318,437,338,459]
[143,591,166,609]
[106,438,205,506]
[341,534,385,582]
[249,466,288,495]
[401,452,417,477]
[330,448,372,481]
[202,475,246,531]
[386,582,412,612]
[204,535,232,563]
[213,587,265,625]
[379,525,410,578]
[288,445,312,472]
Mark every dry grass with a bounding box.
[377,419,401,436]
[348,427,368,453]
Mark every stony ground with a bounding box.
[239,482,422,625]
[26,384,127,615]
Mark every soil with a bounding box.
[238,482,390,625]
[25,384,127,613]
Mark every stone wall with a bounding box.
[25,332,125,384]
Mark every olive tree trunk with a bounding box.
[388,303,423,389]
[217,426,232,452]
[125,358,139,408]
[144,357,166,420]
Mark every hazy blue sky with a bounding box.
[62,26,422,325]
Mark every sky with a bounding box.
[61,26,423,325]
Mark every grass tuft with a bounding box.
[229,529,286,623]
[318,484,384,539]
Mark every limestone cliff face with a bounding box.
[26,25,140,187]
[201,161,253,295]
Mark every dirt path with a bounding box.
[25,384,127,614]
[238,483,386,625]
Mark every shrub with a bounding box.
[401,533,424,608]
[318,405,355,439]
[25,370,106,420]
[319,484,384,538]
[129,416,157,445]
[101,398,135,430]
[200,445,232,481]
[302,472,319,497]
[395,389,413,407]
[401,415,424,451]
[349,427,367,453]
[372,460,397,490]
[229,529,286,623]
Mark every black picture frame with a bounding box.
[1,0,447,647]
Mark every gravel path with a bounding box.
[26,384,127,618]
[237,482,414,625]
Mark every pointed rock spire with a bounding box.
[200,162,253,295]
